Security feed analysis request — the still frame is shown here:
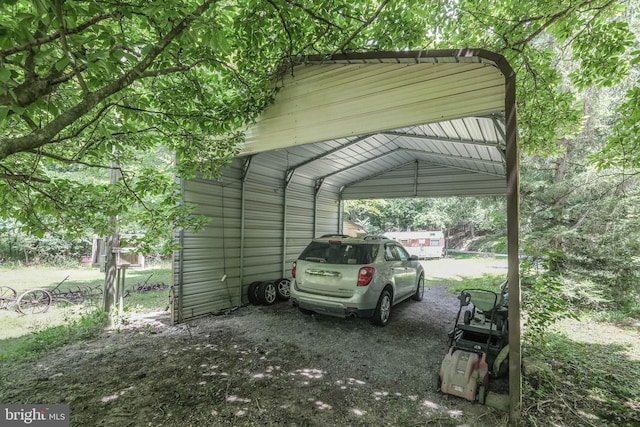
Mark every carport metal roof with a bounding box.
[238,49,521,421]
[240,50,509,199]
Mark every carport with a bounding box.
[173,49,520,420]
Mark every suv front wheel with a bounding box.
[371,288,393,326]
[412,274,424,301]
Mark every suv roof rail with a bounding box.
[318,234,351,238]
[363,235,388,240]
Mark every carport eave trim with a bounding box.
[301,48,506,66]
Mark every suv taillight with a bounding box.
[292,261,297,278]
[357,267,374,286]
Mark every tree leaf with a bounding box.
[55,56,71,72]
[0,67,11,83]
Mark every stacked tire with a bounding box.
[247,278,290,306]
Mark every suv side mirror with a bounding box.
[409,255,419,261]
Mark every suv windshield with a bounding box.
[299,241,378,265]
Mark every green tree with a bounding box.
[513,0,640,312]
[344,197,506,247]
[521,108,640,312]
[0,0,637,252]
[0,0,434,247]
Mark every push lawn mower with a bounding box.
[438,281,509,404]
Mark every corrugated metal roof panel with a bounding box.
[241,59,504,154]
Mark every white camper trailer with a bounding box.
[384,231,445,259]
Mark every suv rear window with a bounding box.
[299,241,378,265]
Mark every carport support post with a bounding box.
[504,63,522,425]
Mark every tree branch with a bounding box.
[113,103,216,120]
[0,172,50,184]
[279,0,341,29]
[0,11,120,58]
[332,0,391,54]
[0,62,89,108]
[562,1,616,50]
[140,55,258,94]
[139,64,200,78]
[26,149,112,170]
[50,102,117,144]
[4,173,72,228]
[119,169,151,212]
[0,0,216,161]
[54,0,90,94]
[266,0,294,61]
[509,0,616,48]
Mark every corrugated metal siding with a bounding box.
[173,160,243,323]
[277,120,505,194]
[283,178,315,272]
[341,161,505,199]
[241,182,284,279]
[175,152,313,323]
[281,177,342,273]
[315,182,341,235]
[242,152,286,281]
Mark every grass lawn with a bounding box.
[423,254,508,296]
[1,265,171,293]
[522,316,640,426]
[0,265,171,341]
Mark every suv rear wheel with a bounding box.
[371,288,392,326]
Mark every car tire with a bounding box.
[274,278,291,300]
[247,281,262,305]
[411,274,424,301]
[371,288,392,327]
[257,281,277,305]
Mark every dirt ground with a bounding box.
[1,259,510,426]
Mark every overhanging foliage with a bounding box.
[0,0,637,252]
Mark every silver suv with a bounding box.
[290,235,425,326]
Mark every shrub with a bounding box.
[521,251,579,343]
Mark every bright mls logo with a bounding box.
[0,404,69,427]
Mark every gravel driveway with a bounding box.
[1,258,510,426]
